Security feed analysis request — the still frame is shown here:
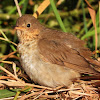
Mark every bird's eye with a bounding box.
[27,24,30,27]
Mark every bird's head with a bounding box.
[15,14,43,43]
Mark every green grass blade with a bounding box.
[50,0,66,32]
[8,0,25,14]
[81,0,88,33]
[22,0,28,14]
[81,27,100,40]
[0,29,16,51]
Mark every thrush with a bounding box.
[15,14,100,87]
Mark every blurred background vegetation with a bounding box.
[0,0,100,63]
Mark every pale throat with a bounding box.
[17,29,40,43]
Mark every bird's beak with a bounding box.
[15,26,25,30]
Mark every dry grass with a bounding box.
[0,67,100,100]
[0,64,100,99]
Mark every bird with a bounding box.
[15,14,100,88]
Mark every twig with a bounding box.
[0,37,17,46]
[14,0,22,17]
[18,87,90,100]
[0,80,52,90]
[12,62,17,77]
[1,51,17,61]
[19,89,45,100]
[0,96,21,100]
[33,0,50,18]
[0,66,23,83]
[85,0,98,57]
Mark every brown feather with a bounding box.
[38,28,100,75]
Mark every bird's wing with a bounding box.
[38,30,100,75]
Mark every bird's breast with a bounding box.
[17,41,80,87]
[17,40,42,81]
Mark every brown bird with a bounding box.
[15,14,100,87]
